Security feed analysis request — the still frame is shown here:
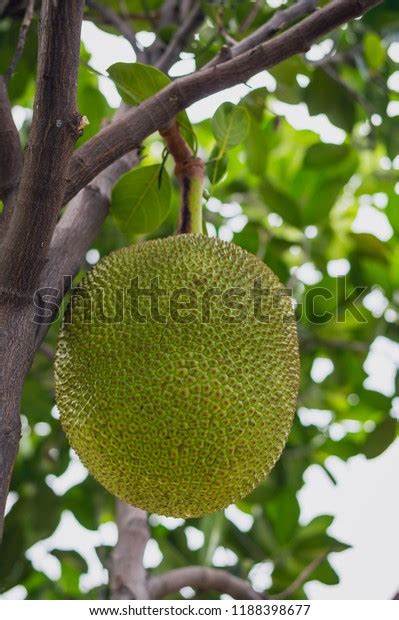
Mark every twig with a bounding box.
[219,27,237,47]
[4,0,35,82]
[157,0,178,28]
[64,0,382,204]
[274,553,328,599]
[86,0,143,60]
[240,0,262,33]
[109,501,150,600]
[321,63,375,116]
[39,342,55,362]
[159,120,205,234]
[149,566,264,600]
[157,3,204,73]
[207,0,317,68]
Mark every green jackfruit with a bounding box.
[55,235,299,517]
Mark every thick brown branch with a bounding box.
[4,0,35,82]
[0,304,35,540]
[149,566,263,600]
[0,0,85,540]
[86,0,142,59]
[0,0,85,299]
[109,501,150,600]
[0,76,23,212]
[64,0,382,205]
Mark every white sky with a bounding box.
[4,17,399,601]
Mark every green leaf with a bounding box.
[262,178,302,228]
[107,62,194,147]
[386,193,399,235]
[52,550,88,595]
[269,57,307,105]
[266,490,300,544]
[211,103,251,152]
[303,179,345,225]
[298,515,335,539]
[244,122,269,177]
[107,62,170,105]
[206,145,228,185]
[111,164,172,236]
[305,68,356,133]
[63,485,97,531]
[363,417,397,459]
[363,32,386,71]
[311,560,340,586]
[304,144,352,168]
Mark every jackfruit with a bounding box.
[55,234,299,517]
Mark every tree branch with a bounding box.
[4,0,35,82]
[160,120,204,234]
[0,0,85,299]
[86,0,143,60]
[156,2,204,73]
[109,501,150,600]
[274,553,328,599]
[239,0,262,34]
[64,0,382,205]
[0,76,22,213]
[0,0,85,540]
[208,0,317,68]
[0,307,34,540]
[149,566,263,600]
[321,63,376,116]
[35,149,140,349]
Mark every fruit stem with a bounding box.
[159,121,204,235]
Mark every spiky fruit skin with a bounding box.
[55,235,299,517]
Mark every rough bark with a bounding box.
[0,0,85,539]
[0,76,23,216]
[0,0,85,298]
[109,502,150,600]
